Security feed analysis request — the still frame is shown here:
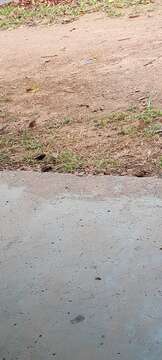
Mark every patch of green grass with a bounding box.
[22,154,37,164]
[159,157,162,169]
[134,97,162,124]
[0,130,44,168]
[94,111,131,128]
[1,102,162,175]
[94,157,119,173]
[0,134,16,148]
[56,150,83,172]
[47,117,72,130]
[95,104,162,129]
[144,123,162,137]
[0,0,153,29]
[94,117,109,128]
[62,117,72,125]
[127,105,137,112]
[109,111,129,122]
[135,108,162,124]
[120,125,137,135]
[0,152,10,163]
[0,5,35,29]
[95,111,135,128]
[21,131,43,151]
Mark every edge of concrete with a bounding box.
[0,170,162,200]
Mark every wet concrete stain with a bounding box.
[70,315,85,324]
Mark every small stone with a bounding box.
[41,165,52,172]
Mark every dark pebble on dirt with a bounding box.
[41,165,52,172]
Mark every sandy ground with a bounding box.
[0,9,162,119]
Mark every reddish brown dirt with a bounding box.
[0,8,162,175]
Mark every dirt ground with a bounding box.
[0,5,162,175]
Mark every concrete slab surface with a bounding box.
[0,172,162,360]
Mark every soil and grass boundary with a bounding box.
[0,0,154,29]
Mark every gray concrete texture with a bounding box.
[0,172,162,360]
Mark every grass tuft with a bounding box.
[0,103,162,175]
[94,157,119,173]
[56,150,83,172]
[160,157,162,169]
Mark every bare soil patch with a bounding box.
[0,7,162,175]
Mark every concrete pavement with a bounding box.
[0,172,162,360]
